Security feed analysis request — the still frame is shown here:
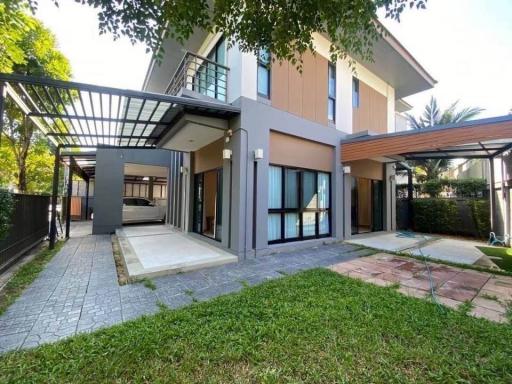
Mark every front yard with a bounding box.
[1,269,511,383]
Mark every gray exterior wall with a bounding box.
[91,98,399,257]
[93,148,182,234]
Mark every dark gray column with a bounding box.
[85,180,90,220]
[65,162,73,239]
[148,177,154,200]
[489,157,496,231]
[407,168,414,230]
[49,147,60,249]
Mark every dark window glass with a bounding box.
[124,198,136,206]
[352,77,360,108]
[257,48,271,98]
[328,63,336,122]
[137,199,151,206]
[268,166,330,244]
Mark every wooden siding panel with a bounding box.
[341,122,512,162]
[269,131,334,172]
[314,54,328,126]
[301,51,317,122]
[353,80,387,134]
[288,59,303,117]
[270,60,289,111]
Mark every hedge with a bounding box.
[412,199,460,235]
[468,199,491,239]
[397,178,487,198]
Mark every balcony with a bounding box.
[166,52,229,103]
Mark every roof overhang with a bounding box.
[341,115,512,163]
[353,24,436,99]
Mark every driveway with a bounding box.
[0,233,369,353]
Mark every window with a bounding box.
[352,77,360,108]
[267,166,331,244]
[193,37,227,101]
[257,48,271,98]
[328,63,336,122]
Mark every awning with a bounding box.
[0,73,240,150]
[340,115,512,162]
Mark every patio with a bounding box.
[346,231,494,267]
[116,225,238,278]
[330,253,512,323]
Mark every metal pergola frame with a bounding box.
[0,73,240,249]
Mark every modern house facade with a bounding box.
[137,29,436,258]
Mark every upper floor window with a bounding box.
[352,77,360,108]
[193,37,227,101]
[328,63,336,122]
[257,48,271,98]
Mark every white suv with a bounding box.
[122,197,166,224]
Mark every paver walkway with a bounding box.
[0,234,369,353]
[330,253,512,323]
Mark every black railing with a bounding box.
[166,52,229,102]
[0,194,50,273]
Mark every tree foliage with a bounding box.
[0,9,71,193]
[406,97,484,181]
[16,0,426,67]
[0,190,14,240]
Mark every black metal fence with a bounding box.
[0,194,50,273]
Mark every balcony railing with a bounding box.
[166,51,229,102]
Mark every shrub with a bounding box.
[0,190,14,240]
[422,180,443,198]
[412,199,459,234]
[468,199,491,238]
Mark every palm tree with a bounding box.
[406,97,484,180]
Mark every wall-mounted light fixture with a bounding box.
[342,166,351,174]
[254,148,264,160]
[222,149,232,160]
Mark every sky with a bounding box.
[35,0,512,119]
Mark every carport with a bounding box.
[340,115,512,240]
[0,72,239,249]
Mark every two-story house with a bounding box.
[140,28,436,257]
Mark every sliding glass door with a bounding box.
[351,176,384,235]
[268,165,331,244]
[193,169,223,241]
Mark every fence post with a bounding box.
[49,146,61,249]
[85,180,90,220]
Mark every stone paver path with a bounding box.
[330,253,512,323]
[0,234,369,353]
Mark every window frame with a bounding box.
[268,165,331,244]
[328,63,336,123]
[193,37,227,101]
[257,48,271,99]
[352,77,360,108]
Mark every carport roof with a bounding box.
[0,73,240,150]
[340,115,512,162]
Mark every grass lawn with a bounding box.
[477,246,512,272]
[0,241,63,316]
[1,269,511,383]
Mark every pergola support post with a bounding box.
[85,180,90,220]
[49,146,61,249]
[489,156,496,232]
[65,158,73,239]
[407,168,414,230]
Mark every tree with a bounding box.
[13,0,426,68]
[0,14,71,192]
[406,97,484,181]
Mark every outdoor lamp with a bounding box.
[254,148,264,160]
[222,149,232,160]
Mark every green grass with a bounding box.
[477,246,512,272]
[0,241,64,316]
[1,269,511,383]
[136,277,156,291]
